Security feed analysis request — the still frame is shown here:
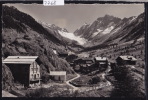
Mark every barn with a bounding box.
[2,56,41,88]
[49,71,66,82]
[116,56,137,65]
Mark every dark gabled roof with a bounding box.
[82,57,93,61]
[58,52,68,55]
[74,57,93,61]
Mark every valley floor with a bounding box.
[2,39,145,97]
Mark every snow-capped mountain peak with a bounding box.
[73,13,144,47]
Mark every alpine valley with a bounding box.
[2,5,145,97]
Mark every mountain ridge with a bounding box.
[74,13,144,48]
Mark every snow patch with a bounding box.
[58,31,87,45]
[102,26,114,34]
[137,37,144,41]
[38,21,52,28]
[111,26,121,34]
[129,16,137,23]
[92,29,103,37]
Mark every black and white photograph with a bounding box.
[2,4,145,97]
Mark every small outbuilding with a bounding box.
[49,71,66,82]
[3,56,41,88]
[116,56,137,65]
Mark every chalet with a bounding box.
[74,58,94,65]
[73,58,94,72]
[116,56,137,65]
[52,48,68,58]
[49,71,66,82]
[94,57,108,68]
[66,54,78,63]
[2,56,41,88]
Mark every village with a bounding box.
[2,38,144,97]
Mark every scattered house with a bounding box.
[74,58,94,72]
[66,54,78,63]
[58,52,68,58]
[49,71,66,82]
[74,58,94,65]
[74,65,81,71]
[2,56,41,88]
[94,57,108,68]
[52,48,68,58]
[116,56,137,65]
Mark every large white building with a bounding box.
[3,56,41,88]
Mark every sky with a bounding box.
[5,4,144,32]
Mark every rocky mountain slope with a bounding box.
[74,13,144,48]
[105,13,144,44]
[2,6,75,90]
[74,15,121,45]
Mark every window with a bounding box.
[34,74,36,79]
[37,74,40,78]
[35,63,38,73]
[36,68,38,73]
[31,67,38,73]
[33,67,38,73]
[31,74,34,79]
[31,68,34,72]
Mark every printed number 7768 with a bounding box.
[44,0,56,5]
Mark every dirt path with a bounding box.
[103,65,112,86]
[66,73,80,91]
[66,65,112,92]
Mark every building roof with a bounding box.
[95,57,107,61]
[117,56,137,61]
[83,58,93,61]
[49,71,66,76]
[75,57,93,61]
[58,52,68,55]
[2,56,38,64]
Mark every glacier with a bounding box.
[58,30,87,45]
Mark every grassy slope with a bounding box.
[2,6,75,91]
